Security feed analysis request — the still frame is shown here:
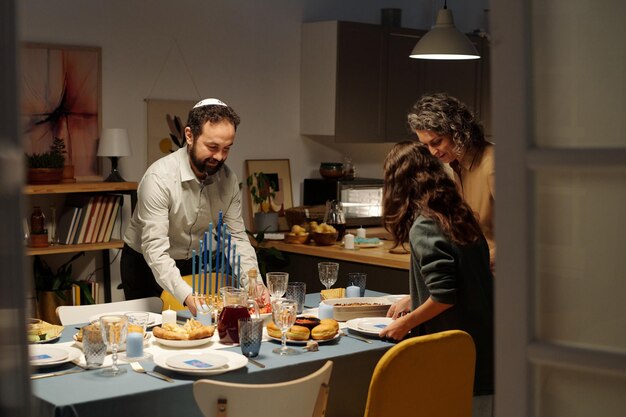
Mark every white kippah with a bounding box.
[193,98,228,109]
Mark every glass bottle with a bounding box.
[30,206,45,234]
[343,157,355,180]
[324,200,346,241]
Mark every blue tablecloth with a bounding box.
[31,291,396,417]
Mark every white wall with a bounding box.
[18,0,487,300]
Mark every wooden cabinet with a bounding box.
[300,21,490,143]
[24,181,138,302]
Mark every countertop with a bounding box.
[262,227,410,270]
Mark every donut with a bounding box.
[287,325,310,341]
[266,321,282,339]
[319,318,339,331]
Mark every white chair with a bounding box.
[193,361,333,417]
[55,296,164,325]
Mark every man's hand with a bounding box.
[184,293,198,316]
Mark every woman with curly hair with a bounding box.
[379,141,493,411]
[408,93,495,272]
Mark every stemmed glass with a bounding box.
[266,272,289,300]
[318,262,339,290]
[271,298,298,355]
[99,315,128,376]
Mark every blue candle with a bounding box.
[237,253,241,289]
[191,249,196,294]
[221,223,227,287]
[203,231,208,295]
[126,332,144,358]
[208,222,213,295]
[226,232,231,286]
[231,242,236,288]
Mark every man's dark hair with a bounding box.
[186,104,241,137]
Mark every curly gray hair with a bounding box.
[407,93,485,155]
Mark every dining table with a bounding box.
[30,291,400,417]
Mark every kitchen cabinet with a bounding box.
[24,181,138,302]
[300,21,491,143]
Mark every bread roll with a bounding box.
[319,318,339,331]
[287,325,310,341]
[266,321,282,339]
[311,322,338,340]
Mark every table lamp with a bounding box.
[97,128,131,182]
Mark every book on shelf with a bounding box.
[74,196,96,244]
[95,195,115,243]
[84,195,105,244]
[72,281,99,305]
[67,207,83,244]
[103,195,122,242]
[56,206,81,245]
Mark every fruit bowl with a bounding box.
[319,162,344,179]
[311,231,339,246]
[284,232,310,244]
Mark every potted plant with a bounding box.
[25,137,66,184]
[34,252,94,324]
[246,172,279,232]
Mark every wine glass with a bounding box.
[266,272,289,300]
[318,262,339,290]
[271,298,298,355]
[99,315,128,376]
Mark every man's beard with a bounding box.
[189,143,224,177]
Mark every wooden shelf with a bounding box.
[25,240,124,256]
[24,181,138,195]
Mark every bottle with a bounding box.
[343,157,355,180]
[324,200,346,241]
[30,206,45,234]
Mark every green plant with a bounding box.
[33,252,95,304]
[246,230,287,278]
[246,172,277,213]
[25,137,66,169]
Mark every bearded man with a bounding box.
[121,99,259,315]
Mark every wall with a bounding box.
[18,0,488,300]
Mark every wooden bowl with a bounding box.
[284,233,310,244]
[311,231,339,246]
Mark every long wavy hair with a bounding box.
[407,93,485,156]
[383,141,483,247]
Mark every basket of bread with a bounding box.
[321,297,392,322]
[284,224,310,244]
[310,222,339,246]
[267,317,339,343]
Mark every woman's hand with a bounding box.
[386,295,411,319]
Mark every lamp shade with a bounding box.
[410,8,480,60]
[97,128,131,157]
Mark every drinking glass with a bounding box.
[82,324,107,368]
[285,282,306,314]
[99,315,128,376]
[238,317,264,358]
[318,262,339,290]
[347,272,367,297]
[271,298,298,355]
[266,272,289,300]
[119,312,151,362]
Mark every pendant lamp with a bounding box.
[410,1,480,60]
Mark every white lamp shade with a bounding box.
[410,8,480,60]
[97,128,131,157]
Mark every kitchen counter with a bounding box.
[264,238,409,270]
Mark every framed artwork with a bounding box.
[146,99,195,168]
[21,43,102,179]
[245,159,293,231]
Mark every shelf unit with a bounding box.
[24,181,138,302]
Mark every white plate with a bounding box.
[263,233,285,240]
[152,336,213,348]
[73,331,150,352]
[29,345,82,367]
[384,294,410,304]
[154,350,248,376]
[355,241,383,248]
[165,352,229,370]
[267,332,340,345]
[32,333,63,344]
[88,311,162,327]
[346,317,393,336]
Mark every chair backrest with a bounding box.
[193,360,333,417]
[55,296,164,325]
[363,330,476,417]
[161,273,228,311]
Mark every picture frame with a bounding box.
[146,99,196,168]
[245,159,293,232]
[21,43,102,180]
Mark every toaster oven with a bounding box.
[303,178,384,226]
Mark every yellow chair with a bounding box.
[193,361,333,417]
[363,330,476,417]
[160,273,229,311]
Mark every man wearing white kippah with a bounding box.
[121,99,261,315]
